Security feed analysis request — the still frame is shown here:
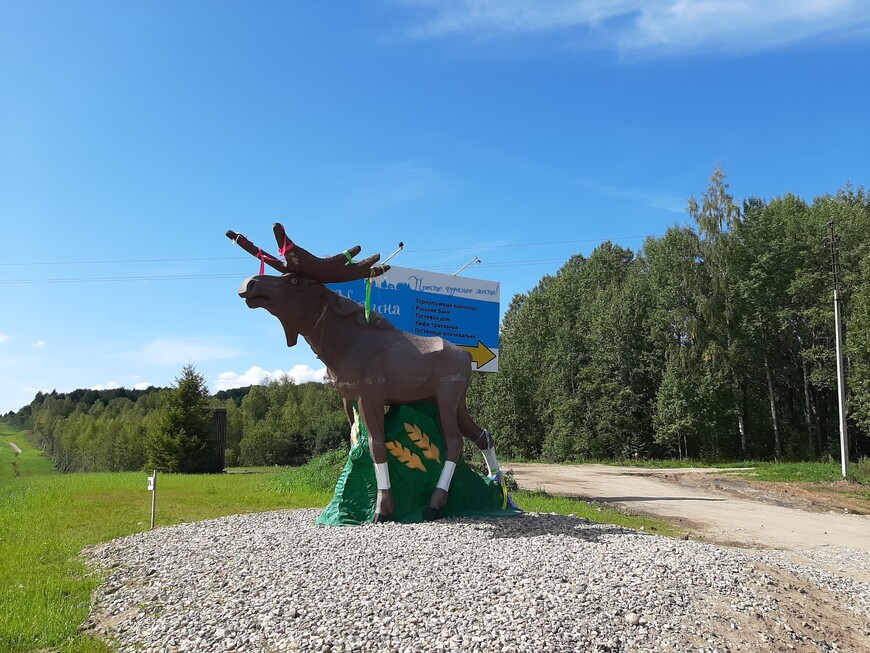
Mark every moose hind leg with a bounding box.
[426,391,464,521]
[357,398,394,522]
[458,396,501,478]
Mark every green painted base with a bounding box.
[317,402,521,525]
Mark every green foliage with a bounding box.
[469,170,870,463]
[145,364,217,473]
[731,459,870,486]
[269,448,350,494]
[4,367,350,474]
[236,378,348,466]
[5,170,869,470]
[849,254,870,433]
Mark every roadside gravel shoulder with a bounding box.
[83,509,870,653]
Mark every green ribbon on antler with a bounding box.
[365,270,374,322]
[343,249,374,322]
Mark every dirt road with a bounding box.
[508,463,870,581]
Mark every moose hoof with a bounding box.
[424,506,441,522]
[372,512,393,524]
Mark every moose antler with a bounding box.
[227,223,390,283]
[226,229,287,274]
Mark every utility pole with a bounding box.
[829,222,849,478]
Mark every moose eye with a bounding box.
[289,276,299,285]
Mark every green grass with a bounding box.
[0,437,326,653]
[599,457,870,506]
[268,448,348,495]
[601,458,755,469]
[0,439,680,653]
[726,459,870,505]
[730,459,870,484]
[267,451,676,532]
[512,489,678,535]
[602,457,870,484]
[0,425,56,480]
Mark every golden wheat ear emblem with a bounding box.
[386,441,427,472]
[404,423,441,463]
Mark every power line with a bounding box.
[403,236,650,253]
[0,256,249,267]
[0,274,244,285]
[0,258,575,285]
[0,235,652,267]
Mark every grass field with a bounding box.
[0,428,333,653]
[608,456,870,483]
[0,425,55,480]
[733,459,870,484]
[605,456,870,506]
[0,429,672,653]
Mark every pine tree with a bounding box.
[146,364,215,472]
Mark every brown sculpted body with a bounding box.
[229,225,501,522]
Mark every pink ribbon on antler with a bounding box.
[257,249,277,275]
[278,236,295,258]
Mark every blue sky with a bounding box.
[1,1,868,414]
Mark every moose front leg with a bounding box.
[357,398,394,523]
[426,393,464,521]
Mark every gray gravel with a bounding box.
[83,509,870,652]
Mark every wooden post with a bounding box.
[149,469,157,529]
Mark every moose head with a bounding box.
[229,223,391,347]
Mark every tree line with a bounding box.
[4,365,348,473]
[468,168,870,462]
[4,168,868,469]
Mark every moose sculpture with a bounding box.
[228,224,503,522]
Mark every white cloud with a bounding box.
[129,375,155,390]
[401,0,870,55]
[125,338,241,366]
[32,340,46,348]
[624,0,870,53]
[213,364,327,391]
[0,332,11,344]
[91,380,154,391]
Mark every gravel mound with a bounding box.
[83,509,870,652]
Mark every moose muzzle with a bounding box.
[238,276,263,307]
[237,276,300,347]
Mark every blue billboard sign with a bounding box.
[330,266,500,372]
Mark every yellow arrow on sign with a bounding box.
[459,341,497,368]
